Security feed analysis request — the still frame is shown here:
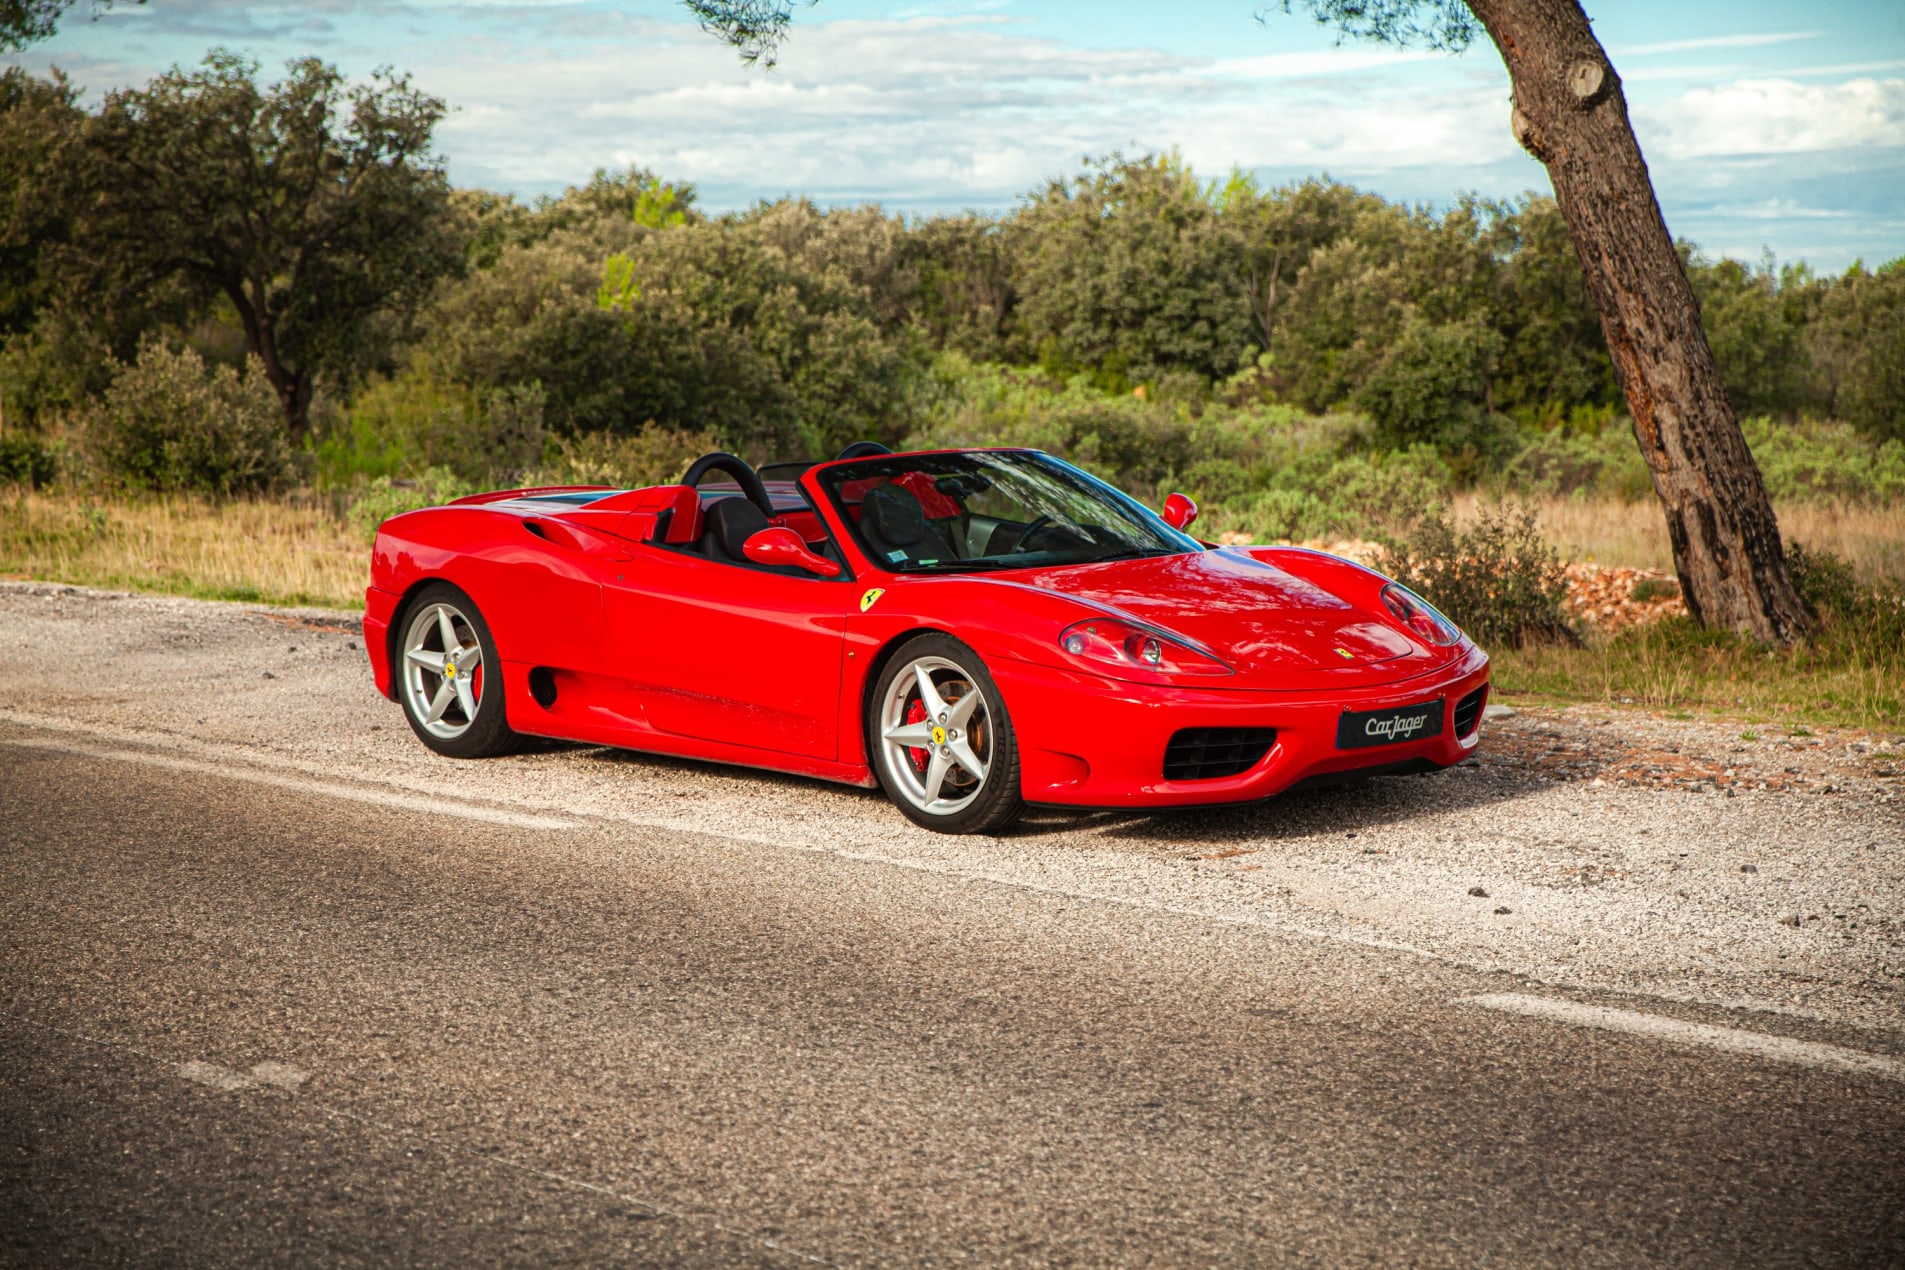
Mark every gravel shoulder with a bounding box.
[3,580,1900,1035]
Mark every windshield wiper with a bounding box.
[900,558,1023,573]
[1085,546,1179,564]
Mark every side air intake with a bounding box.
[1163,728,1277,781]
[1453,686,1487,738]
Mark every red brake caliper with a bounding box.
[903,696,930,775]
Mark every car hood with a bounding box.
[1008,548,1449,687]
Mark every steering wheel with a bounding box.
[834,441,892,460]
[679,452,775,518]
[1016,514,1058,553]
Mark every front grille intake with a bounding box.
[1453,686,1487,738]
[1163,727,1277,781]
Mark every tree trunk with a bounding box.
[226,278,312,444]
[1466,0,1809,642]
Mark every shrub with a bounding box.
[345,466,472,542]
[1500,424,1653,500]
[525,426,725,489]
[1742,416,1905,505]
[1374,501,1575,648]
[84,343,299,496]
[0,433,56,487]
[319,364,546,489]
[1351,315,1512,469]
[1630,576,1680,603]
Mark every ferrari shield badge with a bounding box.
[859,587,886,613]
[1334,647,1355,660]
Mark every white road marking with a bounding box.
[250,1061,310,1089]
[175,1060,256,1091]
[172,1059,313,1091]
[0,733,577,831]
[1468,993,1905,1083]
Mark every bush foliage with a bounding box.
[1373,502,1576,649]
[84,343,300,496]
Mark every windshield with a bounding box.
[816,450,1201,574]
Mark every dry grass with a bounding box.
[1454,494,1905,586]
[1495,616,1905,732]
[0,489,367,609]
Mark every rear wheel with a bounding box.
[869,634,1023,834]
[397,583,517,758]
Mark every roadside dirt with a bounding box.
[3,580,1900,1035]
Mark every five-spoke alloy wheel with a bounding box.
[870,634,1022,834]
[397,583,517,758]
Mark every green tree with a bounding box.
[0,68,83,338]
[69,52,462,441]
[0,0,140,52]
[1809,259,1905,444]
[1012,152,1254,388]
[1486,193,1618,420]
[424,198,920,458]
[1688,255,1812,418]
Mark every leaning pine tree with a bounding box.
[1282,0,1808,641]
[684,0,1811,643]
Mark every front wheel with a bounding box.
[869,634,1023,834]
[397,583,518,758]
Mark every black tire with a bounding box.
[868,633,1023,834]
[395,582,519,759]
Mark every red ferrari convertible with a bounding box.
[363,445,1490,833]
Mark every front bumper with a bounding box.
[993,646,1490,808]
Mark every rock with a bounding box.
[1483,704,1517,721]
[1740,863,1758,874]
[1468,886,1489,897]
[261,670,276,679]
[1493,906,1513,915]
[1779,913,1802,927]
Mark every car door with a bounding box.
[606,545,851,761]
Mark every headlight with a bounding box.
[1381,583,1462,647]
[1058,618,1232,677]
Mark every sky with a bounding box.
[12,0,1905,270]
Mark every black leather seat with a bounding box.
[861,484,963,567]
[701,496,771,565]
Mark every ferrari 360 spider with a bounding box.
[363,445,1490,832]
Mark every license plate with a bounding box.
[1337,699,1445,749]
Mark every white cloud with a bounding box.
[1640,76,1905,159]
[1207,48,1435,79]
[1618,31,1820,56]
[418,12,1519,203]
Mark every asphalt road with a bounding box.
[3,582,1904,1264]
[4,742,1903,1266]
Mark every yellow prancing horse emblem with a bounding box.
[1334,647,1355,660]
[931,725,948,746]
[859,587,885,613]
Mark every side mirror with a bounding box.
[743,526,842,577]
[1161,492,1198,531]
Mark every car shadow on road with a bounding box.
[1009,758,1551,847]
[510,735,1551,846]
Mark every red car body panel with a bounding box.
[364,452,1491,809]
